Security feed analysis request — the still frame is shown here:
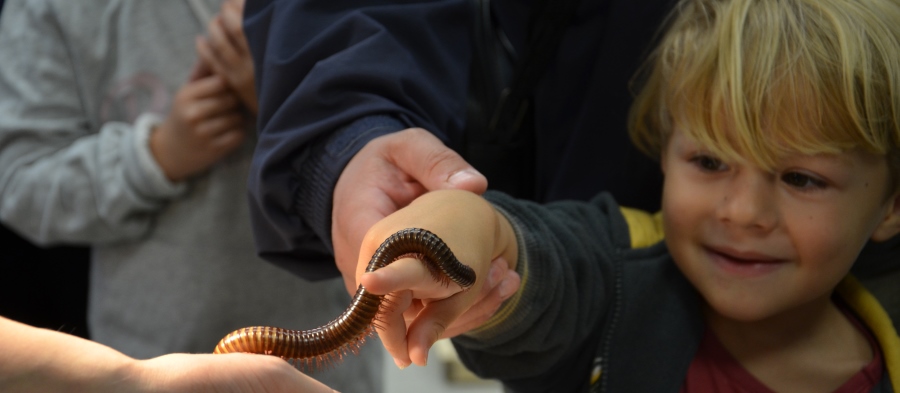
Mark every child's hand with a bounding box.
[356,190,519,368]
[150,63,246,182]
[196,0,258,115]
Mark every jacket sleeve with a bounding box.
[0,0,185,246]
[451,191,629,392]
[242,0,473,280]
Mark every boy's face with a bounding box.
[661,128,900,322]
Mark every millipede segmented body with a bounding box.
[213,228,475,369]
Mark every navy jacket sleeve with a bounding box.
[243,0,473,280]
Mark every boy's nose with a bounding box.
[716,171,778,233]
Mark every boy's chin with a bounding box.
[701,293,785,323]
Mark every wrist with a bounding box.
[296,115,405,248]
[81,357,141,393]
[0,318,139,393]
[148,124,185,183]
[493,207,518,272]
[113,358,161,393]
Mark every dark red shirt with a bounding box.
[681,309,883,393]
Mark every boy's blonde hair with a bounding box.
[629,0,900,183]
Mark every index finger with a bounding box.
[183,74,229,99]
[360,258,462,300]
[220,0,252,54]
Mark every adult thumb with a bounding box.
[389,128,488,194]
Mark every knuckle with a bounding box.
[183,109,203,125]
[431,321,448,342]
[424,147,461,175]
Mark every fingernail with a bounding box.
[498,275,518,299]
[394,358,409,370]
[447,169,482,186]
[488,264,503,288]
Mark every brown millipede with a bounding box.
[213,227,476,369]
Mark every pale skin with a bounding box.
[0,316,336,393]
[360,128,900,389]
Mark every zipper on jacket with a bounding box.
[593,250,624,393]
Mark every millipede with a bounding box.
[212,227,476,369]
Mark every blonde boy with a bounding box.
[356,0,900,391]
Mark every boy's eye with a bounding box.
[690,154,726,172]
[781,172,828,190]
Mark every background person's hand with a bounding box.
[196,0,258,114]
[150,61,246,182]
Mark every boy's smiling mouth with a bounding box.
[704,245,788,278]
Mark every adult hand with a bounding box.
[355,190,519,368]
[196,0,258,115]
[150,62,246,183]
[332,128,487,295]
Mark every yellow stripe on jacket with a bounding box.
[619,207,664,249]
[838,276,900,390]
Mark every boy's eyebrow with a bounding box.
[777,153,855,167]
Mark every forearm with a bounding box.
[0,317,136,393]
[0,317,338,393]
[491,196,519,272]
[0,116,184,246]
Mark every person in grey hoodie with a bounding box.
[0,1,381,391]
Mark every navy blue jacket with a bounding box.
[243,0,679,280]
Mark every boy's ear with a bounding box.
[871,192,900,242]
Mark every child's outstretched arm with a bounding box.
[0,316,335,392]
[356,189,519,368]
